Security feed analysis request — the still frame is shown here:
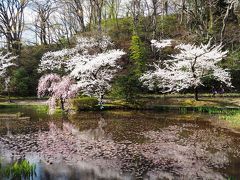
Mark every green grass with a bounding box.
[0,103,48,110]
[139,93,240,98]
[220,112,240,128]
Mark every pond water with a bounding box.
[0,106,240,179]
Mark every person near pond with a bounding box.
[211,86,217,97]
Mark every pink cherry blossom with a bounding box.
[37,74,78,111]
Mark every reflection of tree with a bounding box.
[5,121,12,136]
[39,161,128,180]
[77,116,108,141]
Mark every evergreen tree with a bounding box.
[129,35,146,77]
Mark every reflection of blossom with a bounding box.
[37,121,118,163]
[77,117,109,141]
[0,119,240,179]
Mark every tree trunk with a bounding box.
[60,97,65,111]
[99,94,104,110]
[7,89,11,103]
[152,0,157,39]
[194,87,199,101]
[221,1,234,43]
[164,1,168,15]
[180,0,185,25]
[208,5,213,36]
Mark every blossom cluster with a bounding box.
[38,36,126,109]
[0,52,17,77]
[141,39,231,93]
[37,74,78,110]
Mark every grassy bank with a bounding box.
[138,94,240,108]
[0,102,49,114]
[220,112,240,129]
[1,94,240,130]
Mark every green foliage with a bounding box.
[58,36,70,47]
[0,160,36,180]
[221,111,240,128]
[11,68,30,96]
[129,35,146,76]
[109,35,147,104]
[110,73,142,104]
[156,15,180,38]
[15,44,67,96]
[105,17,133,47]
[72,96,99,110]
[224,50,240,69]
[228,176,237,180]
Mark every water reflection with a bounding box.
[37,162,131,180]
[0,108,240,179]
[5,121,11,137]
[77,117,110,141]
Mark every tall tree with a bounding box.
[0,0,28,54]
[130,35,146,76]
[89,0,105,32]
[149,0,159,39]
[32,0,55,45]
[57,0,85,33]
[128,0,142,32]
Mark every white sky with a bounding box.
[23,7,37,45]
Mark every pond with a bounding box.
[0,106,240,179]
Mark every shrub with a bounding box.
[129,35,146,76]
[110,73,142,104]
[11,68,30,96]
[72,97,99,110]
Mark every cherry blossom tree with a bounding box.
[38,36,113,73]
[0,52,17,102]
[37,74,79,111]
[141,40,231,100]
[151,39,172,49]
[38,36,126,109]
[69,49,125,108]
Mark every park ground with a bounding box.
[1,93,240,108]
[1,93,240,131]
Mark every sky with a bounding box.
[22,7,37,45]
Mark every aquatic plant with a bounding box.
[0,160,36,180]
[221,111,240,128]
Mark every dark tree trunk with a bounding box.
[60,97,65,111]
[164,1,168,15]
[152,0,157,39]
[99,94,104,110]
[7,89,11,103]
[194,87,199,101]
